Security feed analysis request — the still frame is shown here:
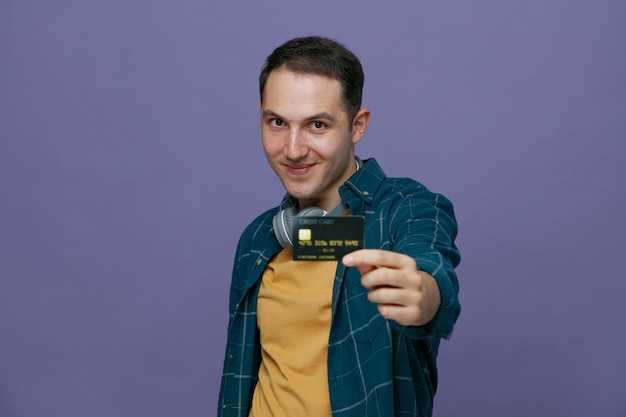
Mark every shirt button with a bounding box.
[256,259,262,266]
[363,191,370,197]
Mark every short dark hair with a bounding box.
[259,36,364,121]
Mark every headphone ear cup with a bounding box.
[272,206,328,248]
[273,206,298,249]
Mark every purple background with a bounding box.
[1,1,625,416]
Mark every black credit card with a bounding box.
[291,216,364,261]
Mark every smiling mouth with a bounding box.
[284,163,314,175]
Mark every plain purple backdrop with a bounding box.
[1,1,625,416]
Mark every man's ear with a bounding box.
[351,108,371,145]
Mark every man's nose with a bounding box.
[285,129,308,159]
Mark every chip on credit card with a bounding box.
[292,216,364,261]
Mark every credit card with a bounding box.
[292,216,364,261]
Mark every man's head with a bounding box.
[259,36,370,211]
[259,36,364,123]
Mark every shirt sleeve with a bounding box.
[389,190,461,340]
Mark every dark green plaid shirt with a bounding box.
[218,158,461,417]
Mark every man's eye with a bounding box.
[270,119,284,127]
[311,121,325,130]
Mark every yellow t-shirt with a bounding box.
[250,248,337,417]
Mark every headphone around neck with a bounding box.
[272,202,348,249]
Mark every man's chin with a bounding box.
[285,190,313,201]
[282,186,317,204]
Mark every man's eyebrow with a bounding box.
[261,109,337,124]
[307,112,336,123]
[262,109,282,119]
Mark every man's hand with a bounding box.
[342,249,441,327]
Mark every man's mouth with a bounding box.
[284,163,314,176]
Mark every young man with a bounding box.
[218,36,460,417]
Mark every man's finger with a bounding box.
[342,249,405,269]
[343,250,418,280]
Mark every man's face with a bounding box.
[260,68,369,211]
